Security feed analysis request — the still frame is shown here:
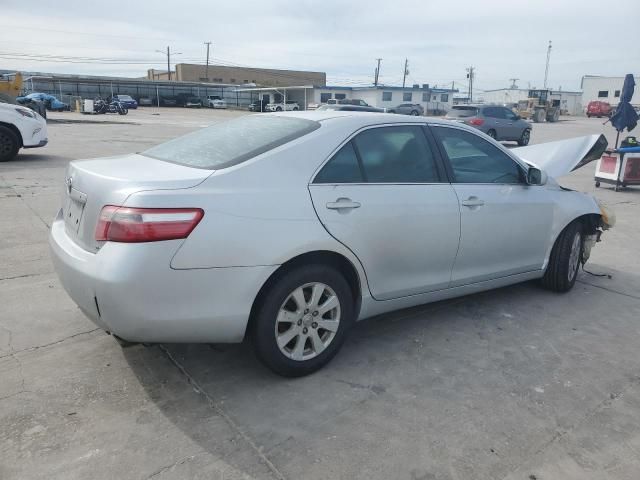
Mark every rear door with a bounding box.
[502,107,523,140]
[482,107,507,138]
[431,125,553,286]
[309,124,460,300]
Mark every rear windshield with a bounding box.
[142,115,320,169]
[447,107,479,118]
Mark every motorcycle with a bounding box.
[93,97,128,115]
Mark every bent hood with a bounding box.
[512,134,608,178]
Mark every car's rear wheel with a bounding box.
[517,128,531,146]
[276,107,283,112]
[251,264,354,377]
[410,110,419,116]
[487,129,497,140]
[0,126,20,162]
[541,221,583,292]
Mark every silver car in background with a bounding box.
[50,112,613,376]
[445,104,532,145]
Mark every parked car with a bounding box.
[248,99,269,111]
[160,97,178,106]
[17,92,68,112]
[266,101,300,112]
[586,101,613,118]
[210,99,227,109]
[338,99,371,107]
[0,102,48,161]
[185,97,203,108]
[445,104,532,146]
[50,112,614,376]
[387,103,424,116]
[138,97,153,106]
[112,95,138,109]
[316,104,384,113]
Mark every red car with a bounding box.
[586,101,613,118]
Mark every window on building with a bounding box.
[403,92,412,102]
[382,91,393,102]
[598,90,609,98]
[243,80,249,83]
[230,78,236,83]
[213,78,223,83]
[614,90,621,97]
[251,80,256,83]
[320,93,332,103]
[199,77,208,82]
[335,93,346,100]
[441,94,449,102]
[432,95,437,101]
[422,92,429,102]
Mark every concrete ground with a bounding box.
[1,108,639,480]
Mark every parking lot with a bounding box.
[2,108,640,480]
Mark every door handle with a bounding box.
[326,198,361,211]
[461,196,484,208]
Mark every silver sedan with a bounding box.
[50,112,614,376]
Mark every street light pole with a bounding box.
[156,47,182,81]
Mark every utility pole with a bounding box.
[374,58,382,86]
[466,66,475,103]
[543,40,552,89]
[204,41,212,82]
[156,46,182,81]
[402,58,409,88]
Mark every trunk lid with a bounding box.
[512,134,608,178]
[61,154,212,252]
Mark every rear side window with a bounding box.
[143,116,320,169]
[354,126,438,183]
[314,142,363,183]
[447,107,478,118]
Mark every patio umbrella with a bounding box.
[610,73,637,147]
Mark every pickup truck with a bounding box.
[266,101,300,112]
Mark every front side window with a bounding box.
[503,108,518,120]
[403,92,412,102]
[382,91,392,101]
[354,126,438,183]
[433,126,523,184]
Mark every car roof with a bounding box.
[267,110,459,129]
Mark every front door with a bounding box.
[431,125,553,286]
[309,125,461,300]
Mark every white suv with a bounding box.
[266,101,300,112]
[0,102,48,161]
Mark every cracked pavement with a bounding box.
[1,108,640,480]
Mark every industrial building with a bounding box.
[581,75,640,106]
[481,88,583,115]
[147,64,327,87]
[237,84,455,114]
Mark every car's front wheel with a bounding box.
[487,129,497,140]
[518,129,531,146]
[0,126,20,162]
[410,110,419,116]
[251,265,354,377]
[541,221,583,292]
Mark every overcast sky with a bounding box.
[1,0,638,92]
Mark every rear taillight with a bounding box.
[95,206,204,243]
[468,117,484,126]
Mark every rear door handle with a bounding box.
[461,196,485,207]
[326,198,361,211]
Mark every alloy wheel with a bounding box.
[275,282,341,361]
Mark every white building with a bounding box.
[481,88,583,115]
[236,84,455,113]
[581,75,640,106]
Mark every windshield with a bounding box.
[118,95,133,101]
[447,107,479,118]
[143,115,320,169]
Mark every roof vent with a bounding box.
[412,84,420,89]
[422,84,429,89]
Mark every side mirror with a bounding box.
[527,167,547,186]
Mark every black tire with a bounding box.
[293,107,299,111]
[517,129,531,146]
[410,110,419,116]
[0,126,20,162]
[487,129,497,140]
[251,264,354,377]
[541,221,583,292]
[595,181,600,187]
[276,107,283,112]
